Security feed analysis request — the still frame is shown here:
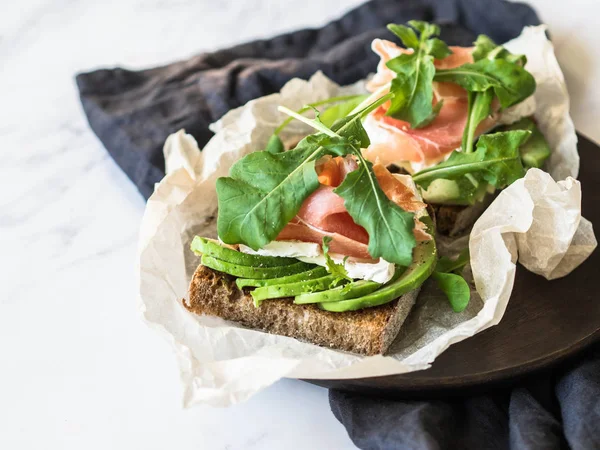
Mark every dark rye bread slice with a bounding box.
[433,192,496,237]
[185,265,420,355]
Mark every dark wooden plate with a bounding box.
[310,134,599,396]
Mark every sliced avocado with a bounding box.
[294,279,383,304]
[251,275,346,304]
[502,118,551,169]
[191,236,297,267]
[421,178,489,206]
[236,266,328,289]
[318,238,437,312]
[201,255,313,279]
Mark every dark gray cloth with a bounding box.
[76,1,600,449]
[76,0,538,199]
[330,345,600,450]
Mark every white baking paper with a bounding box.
[137,26,596,407]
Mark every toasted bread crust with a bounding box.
[185,265,419,355]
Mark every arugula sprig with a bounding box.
[434,35,535,153]
[411,34,535,196]
[273,94,368,136]
[217,134,335,250]
[217,93,419,266]
[280,100,418,266]
[412,131,529,190]
[334,152,417,266]
[472,35,526,65]
[385,21,452,128]
[217,21,538,267]
[433,248,471,312]
[322,237,352,285]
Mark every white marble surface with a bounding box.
[1,1,599,449]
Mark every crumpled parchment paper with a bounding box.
[137,26,596,407]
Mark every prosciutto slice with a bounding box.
[276,156,431,259]
[363,39,497,169]
[296,186,370,244]
[277,219,373,261]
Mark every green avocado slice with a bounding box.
[191,236,297,267]
[318,238,437,312]
[502,117,551,169]
[251,275,346,305]
[236,266,329,288]
[294,279,383,304]
[201,255,313,279]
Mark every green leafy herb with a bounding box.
[412,131,529,189]
[436,248,470,274]
[433,58,535,110]
[265,134,284,154]
[433,248,471,312]
[320,95,369,128]
[461,89,494,153]
[282,98,419,266]
[322,237,353,285]
[273,95,367,136]
[432,272,471,312]
[217,95,398,253]
[330,114,371,148]
[472,35,527,65]
[334,154,416,266]
[385,21,452,128]
[453,35,531,153]
[217,133,349,250]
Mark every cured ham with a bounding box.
[295,156,368,244]
[276,156,431,259]
[296,186,370,244]
[363,103,497,169]
[363,39,497,170]
[277,219,373,261]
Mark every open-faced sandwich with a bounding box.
[185,21,551,355]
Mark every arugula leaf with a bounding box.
[265,134,284,154]
[217,89,419,264]
[281,97,418,266]
[320,95,368,128]
[385,22,452,128]
[273,94,366,136]
[432,272,470,312]
[404,20,452,59]
[418,98,444,128]
[462,89,494,153]
[217,96,390,251]
[217,133,352,250]
[322,237,353,284]
[436,248,470,274]
[334,154,416,266]
[278,101,376,150]
[330,115,371,148]
[462,34,535,153]
[412,131,529,189]
[434,248,471,312]
[388,23,419,48]
[434,58,535,109]
[472,35,527,65]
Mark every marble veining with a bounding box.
[1,0,599,449]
